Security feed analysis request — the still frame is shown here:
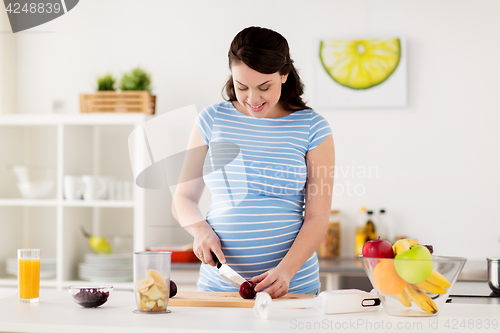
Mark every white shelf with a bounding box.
[62,200,135,208]
[0,113,151,290]
[0,113,152,126]
[0,199,135,208]
[0,199,58,206]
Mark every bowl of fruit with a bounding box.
[359,238,466,317]
[68,286,113,308]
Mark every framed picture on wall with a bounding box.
[314,37,407,108]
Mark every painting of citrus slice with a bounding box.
[319,38,401,90]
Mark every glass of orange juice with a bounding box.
[18,249,40,303]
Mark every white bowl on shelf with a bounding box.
[17,180,54,199]
[10,165,55,199]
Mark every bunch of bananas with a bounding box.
[392,238,451,314]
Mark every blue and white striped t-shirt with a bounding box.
[195,101,332,294]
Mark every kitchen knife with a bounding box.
[253,289,380,319]
[211,252,246,287]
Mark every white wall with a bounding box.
[0,7,16,113]
[8,0,500,259]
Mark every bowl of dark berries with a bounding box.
[68,286,113,308]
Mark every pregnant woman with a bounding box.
[172,26,335,298]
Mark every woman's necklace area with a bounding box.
[232,101,292,119]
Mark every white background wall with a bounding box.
[3,0,500,259]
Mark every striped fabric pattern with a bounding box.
[195,102,332,294]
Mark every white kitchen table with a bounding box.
[0,288,499,333]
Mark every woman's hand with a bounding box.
[250,267,292,298]
[187,221,226,267]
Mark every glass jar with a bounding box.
[318,210,340,259]
[133,251,172,313]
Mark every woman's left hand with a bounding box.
[250,267,292,299]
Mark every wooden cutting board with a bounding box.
[168,291,315,308]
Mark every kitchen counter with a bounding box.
[0,287,499,333]
[174,258,488,279]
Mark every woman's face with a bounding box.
[231,62,288,118]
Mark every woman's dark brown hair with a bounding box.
[223,26,310,112]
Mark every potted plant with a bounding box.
[97,73,116,91]
[119,67,152,92]
[80,67,156,114]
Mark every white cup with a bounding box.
[106,177,116,200]
[115,181,123,200]
[98,176,116,200]
[63,176,84,200]
[124,181,133,201]
[82,175,107,201]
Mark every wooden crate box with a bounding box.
[80,91,156,114]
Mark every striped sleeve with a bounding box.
[195,104,217,146]
[307,110,332,152]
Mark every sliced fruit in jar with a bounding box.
[136,270,170,311]
[136,277,154,293]
[145,284,166,301]
[154,281,169,295]
[148,269,166,285]
[148,269,169,295]
[157,298,165,308]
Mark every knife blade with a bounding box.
[211,252,246,287]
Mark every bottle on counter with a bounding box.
[365,210,377,242]
[354,206,368,257]
[378,209,394,243]
[317,209,340,259]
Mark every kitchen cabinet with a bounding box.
[0,113,153,289]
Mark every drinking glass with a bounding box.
[18,249,40,303]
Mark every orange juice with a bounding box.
[18,258,40,300]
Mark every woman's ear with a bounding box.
[281,73,289,84]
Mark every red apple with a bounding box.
[362,237,394,259]
[169,280,177,298]
[239,280,256,299]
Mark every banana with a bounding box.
[405,284,438,314]
[136,277,154,294]
[148,269,169,295]
[396,288,412,307]
[392,238,419,255]
[426,269,451,288]
[415,280,448,295]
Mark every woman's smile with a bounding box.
[246,101,266,112]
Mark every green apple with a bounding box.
[394,245,433,283]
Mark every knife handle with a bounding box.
[211,252,222,269]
